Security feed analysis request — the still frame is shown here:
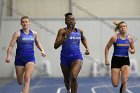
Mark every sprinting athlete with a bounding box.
[6,16,46,93]
[54,12,89,93]
[105,20,135,93]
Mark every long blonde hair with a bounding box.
[113,20,126,32]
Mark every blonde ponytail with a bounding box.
[113,20,120,32]
[113,20,126,32]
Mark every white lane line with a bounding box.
[56,83,102,93]
[30,79,43,93]
[126,89,134,93]
[127,84,140,93]
[56,86,65,93]
[30,81,140,93]
[91,85,112,93]
[126,84,140,93]
[91,85,135,93]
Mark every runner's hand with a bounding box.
[41,52,46,57]
[105,60,110,66]
[85,49,90,55]
[6,56,11,63]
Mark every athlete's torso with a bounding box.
[16,29,35,56]
[61,28,81,57]
[113,34,130,56]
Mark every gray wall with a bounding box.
[3,0,140,17]
[0,17,140,78]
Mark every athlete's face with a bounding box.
[21,18,30,29]
[65,15,76,28]
[119,23,127,34]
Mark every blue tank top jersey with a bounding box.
[16,29,35,57]
[61,28,81,57]
[113,35,130,56]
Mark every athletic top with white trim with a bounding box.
[61,28,81,57]
[113,35,130,56]
[16,29,35,57]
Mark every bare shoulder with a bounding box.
[32,30,38,36]
[110,34,117,42]
[59,28,65,32]
[128,35,134,42]
[14,30,20,37]
[58,28,66,34]
[128,35,134,39]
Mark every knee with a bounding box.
[112,82,118,87]
[24,76,30,83]
[113,84,118,87]
[71,74,77,82]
